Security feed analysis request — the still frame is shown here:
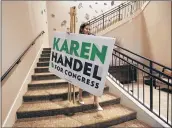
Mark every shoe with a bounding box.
[97,105,103,111]
[78,100,85,105]
[93,103,103,111]
[77,94,84,105]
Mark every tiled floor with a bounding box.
[118,80,172,125]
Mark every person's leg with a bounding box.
[94,96,103,111]
[78,88,84,104]
[79,88,83,101]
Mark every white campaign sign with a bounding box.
[49,32,115,96]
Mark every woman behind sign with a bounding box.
[77,22,103,111]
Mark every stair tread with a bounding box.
[41,53,50,54]
[18,93,119,113]
[24,86,74,97]
[67,105,135,127]
[35,66,49,69]
[43,49,51,50]
[14,116,83,128]
[37,61,49,63]
[113,119,150,127]
[14,104,135,127]
[24,85,108,97]
[30,79,67,85]
[40,57,50,58]
[41,53,51,55]
[33,72,55,76]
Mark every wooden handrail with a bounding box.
[1,31,45,81]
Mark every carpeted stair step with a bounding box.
[42,50,51,54]
[110,119,151,128]
[14,103,138,127]
[16,93,120,119]
[13,115,83,128]
[39,57,50,62]
[37,61,49,67]
[23,86,71,102]
[35,67,49,73]
[43,48,51,51]
[32,72,59,81]
[41,53,51,58]
[23,86,109,102]
[28,79,68,90]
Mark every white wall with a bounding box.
[99,1,171,67]
[2,1,49,75]
[142,1,171,67]
[46,1,124,46]
[2,1,49,126]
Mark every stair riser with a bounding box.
[28,83,68,90]
[41,54,50,58]
[42,51,51,54]
[23,87,109,102]
[43,48,51,51]
[32,74,59,81]
[35,68,49,73]
[17,98,120,119]
[39,58,50,62]
[37,62,49,67]
[81,113,136,128]
[23,92,71,102]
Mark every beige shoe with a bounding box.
[77,94,84,105]
[93,102,103,111]
[97,105,103,111]
[78,101,85,105]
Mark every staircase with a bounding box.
[88,1,146,34]
[13,48,150,127]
